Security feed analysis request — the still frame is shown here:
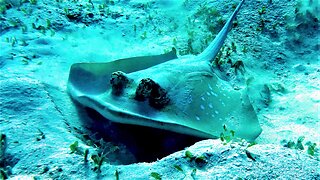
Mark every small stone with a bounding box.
[293,64,306,72]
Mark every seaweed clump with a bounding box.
[0,133,10,180]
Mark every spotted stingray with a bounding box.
[67,0,262,141]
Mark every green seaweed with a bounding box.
[35,129,45,141]
[282,136,319,158]
[91,154,105,172]
[305,141,317,156]
[194,155,207,167]
[84,149,89,162]
[258,6,266,15]
[0,5,6,14]
[191,168,197,179]
[115,169,119,180]
[296,136,305,150]
[220,125,236,144]
[185,150,194,160]
[69,141,79,153]
[150,172,162,180]
[29,0,37,5]
[0,133,6,159]
[0,168,8,180]
[173,165,183,172]
[140,31,147,40]
[184,150,208,168]
[173,165,186,178]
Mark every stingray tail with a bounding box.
[198,0,245,62]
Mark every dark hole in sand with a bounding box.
[83,107,204,164]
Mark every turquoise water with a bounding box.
[0,0,319,179]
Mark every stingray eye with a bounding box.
[135,78,170,109]
[110,71,130,95]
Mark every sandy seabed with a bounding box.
[0,0,319,179]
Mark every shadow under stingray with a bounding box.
[75,104,204,164]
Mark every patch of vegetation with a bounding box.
[69,141,80,154]
[0,0,21,14]
[83,149,89,162]
[220,124,236,144]
[115,169,119,180]
[281,136,319,159]
[69,141,89,163]
[0,3,7,14]
[150,172,162,180]
[0,168,8,180]
[305,141,317,156]
[185,150,194,160]
[140,31,147,40]
[0,133,11,180]
[194,3,222,34]
[184,150,208,168]
[173,165,187,179]
[32,20,55,36]
[29,0,37,5]
[0,133,6,164]
[5,37,18,47]
[68,137,120,173]
[256,5,268,32]
[181,2,230,55]
[258,6,266,15]
[190,168,197,179]
[91,153,105,172]
[35,129,45,141]
[232,60,245,75]
[212,42,245,76]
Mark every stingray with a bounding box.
[67,0,262,141]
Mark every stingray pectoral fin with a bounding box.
[68,49,177,95]
[170,71,261,141]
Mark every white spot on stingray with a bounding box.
[208,84,213,90]
[209,103,213,109]
[222,102,226,107]
[196,116,201,121]
[211,114,215,118]
[206,92,211,96]
[215,110,219,114]
[201,96,205,101]
[219,118,223,121]
[223,93,226,97]
[200,105,205,110]
[211,91,218,97]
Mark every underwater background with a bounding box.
[0,0,319,179]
